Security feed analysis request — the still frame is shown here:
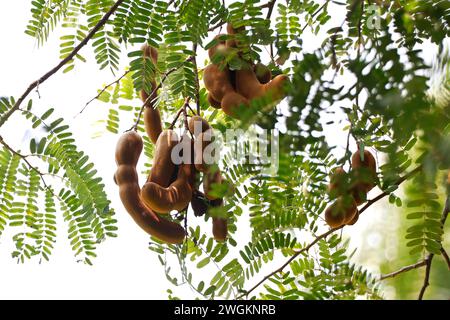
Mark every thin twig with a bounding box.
[380,260,427,280]
[418,254,434,300]
[265,0,277,20]
[78,70,130,117]
[0,135,62,203]
[441,248,450,270]
[0,0,125,127]
[236,165,423,300]
[169,107,185,130]
[301,0,330,32]
[192,43,201,115]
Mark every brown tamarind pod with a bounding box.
[346,211,359,226]
[254,63,272,84]
[203,64,249,118]
[235,66,290,103]
[350,149,377,205]
[141,162,194,214]
[191,190,209,217]
[212,217,227,242]
[328,167,347,200]
[148,130,179,188]
[226,23,245,49]
[208,34,229,61]
[351,149,377,190]
[188,116,211,137]
[325,196,358,229]
[203,168,224,201]
[141,137,195,214]
[142,44,158,65]
[194,130,217,173]
[115,131,185,244]
[141,44,162,144]
[350,187,368,206]
[208,198,227,242]
[207,93,222,109]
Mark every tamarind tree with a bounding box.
[0,0,449,300]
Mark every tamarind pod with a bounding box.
[226,23,245,49]
[140,79,163,145]
[194,130,216,173]
[212,218,228,242]
[221,92,249,118]
[324,196,357,229]
[254,63,272,84]
[203,63,250,118]
[203,169,224,201]
[346,211,359,226]
[207,93,222,109]
[350,186,369,206]
[141,163,193,214]
[236,67,289,102]
[142,44,158,65]
[188,116,211,137]
[141,44,162,144]
[148,130,179,188]
[191,191,209,217]
[203,64,236,102]
[208,34,228,60]
[328,167,347,200]
[115,132,185,244]
[351,150,377,192]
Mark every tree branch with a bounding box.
[265,0,277,20]
[380,260,427,280]
[236,165,423,300]
[78,70,130,117]
[418,254,434,300]
[0,0,125,127]
[441,248,450,270]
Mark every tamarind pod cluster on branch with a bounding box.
[141,44,162,144]
[203,64,249,118]
[114,131,185,244]
[189,116,228,241]
[204,24,290,118]
[324,149,378,228]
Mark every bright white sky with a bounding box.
[0,1,442,300]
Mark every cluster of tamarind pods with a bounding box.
[114,23,293,244]
[115,45,229,244]
[325,149,378,228]
[204,24,290,118]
